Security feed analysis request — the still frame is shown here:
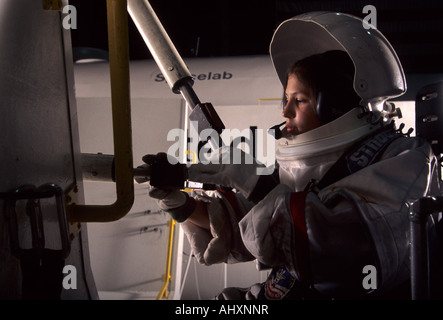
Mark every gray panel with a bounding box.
[0,1,75,192]
[0,0,96,299]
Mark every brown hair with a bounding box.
[283,50,361,123]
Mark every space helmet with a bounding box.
[270,11,406,115]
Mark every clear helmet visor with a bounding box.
[270,12,406,107]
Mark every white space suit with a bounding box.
[183,110,439,299]
[174,12,442,299]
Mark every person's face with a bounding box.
[282,74,322,137]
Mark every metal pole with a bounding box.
[127,0,225,154]
[127,0,199,108]
[409,201,430,300]
[409,196,443,299]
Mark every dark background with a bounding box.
[69,0,443,74]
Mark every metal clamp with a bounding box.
[1,183,71,259]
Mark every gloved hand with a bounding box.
[148,187,196,222]
[188,146,278,203]
[141,153,196,222]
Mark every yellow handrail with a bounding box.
[68,0,134,222]
[157,218,176,300]
[156,150,197,299]
[258,98,282,105]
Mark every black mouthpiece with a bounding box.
[268,121,285,140]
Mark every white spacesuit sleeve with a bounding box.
[237,184,293,266]
[181,190,255,265]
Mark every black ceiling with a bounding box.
[70,0,443,74]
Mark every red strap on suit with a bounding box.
[217,188,242,217]
[290,191,313,284]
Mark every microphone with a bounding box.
[268,121,286,140]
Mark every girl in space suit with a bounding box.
[146,12,441,299]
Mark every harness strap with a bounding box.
[310,123,402,192]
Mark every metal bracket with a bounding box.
[1,183,71,259]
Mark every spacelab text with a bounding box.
[155,71,233,83]
[175,304,269,317]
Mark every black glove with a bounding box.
[141,153,196,222]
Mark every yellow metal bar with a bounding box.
[157,218,176,300]
[258,98,282,105]
[67,0,134,222]
[44,0,63,10]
